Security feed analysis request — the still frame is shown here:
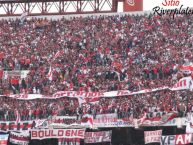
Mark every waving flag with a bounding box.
[53,50,64,60]
[140,112,177,126]
[179,63,193,74]
[47,66,53,81]
[81,114,93,128]
[15,110,21,124]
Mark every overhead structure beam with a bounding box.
[0,0,118,16]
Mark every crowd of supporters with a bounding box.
[0,13,193,121]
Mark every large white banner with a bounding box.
[31,129,85,140]
[144,130,162,144]
[0,134,9,145]
[10,131,30,145]
[3,76,191,102]
[84,131,112,144]
[6,87,167,100]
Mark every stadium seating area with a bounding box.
[0,13,192,121]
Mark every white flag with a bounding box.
[47,66,53,81]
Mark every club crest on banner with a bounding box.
[127,0,135,6]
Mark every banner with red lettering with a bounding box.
[10,131,30,145]
[49,115,184,128]
[31,129,85,140]
[161,134,193,145]
[2,76,191,102]
[94,113,133,128]
[84,131,112,144]
[0,134,9,145]
[0,119,58,132]
[0,121,35,132]
[6,88,166,100]
[144,130,162,144]
[94,113,117,127]
[0,114,184,133]
[43,115,133,128]
[169,76,192,91]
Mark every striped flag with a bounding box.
[15,110,21,124]
[81,114,94,128]
[53,50,64,60]
[47,66,53,81]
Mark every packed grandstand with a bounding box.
[0,4,193,145]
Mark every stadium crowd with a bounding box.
[0,13,192,121]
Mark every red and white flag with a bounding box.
[47,66,53,81]
[15,110,21,124]
[140,112,177,126]
[179,64,193,74]
[53,50,64,60]
[81,114,94,128]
